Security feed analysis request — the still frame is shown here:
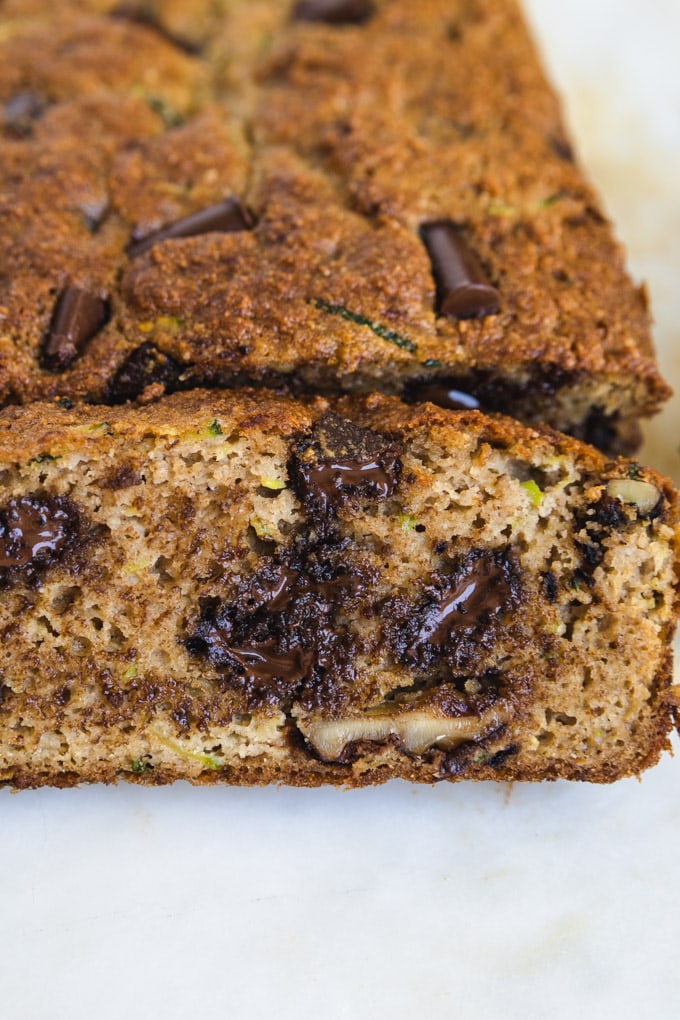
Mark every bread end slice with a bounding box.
[0,390,676,788]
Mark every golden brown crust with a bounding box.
[0,0,670,443]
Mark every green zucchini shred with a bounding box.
[315,301,418,354]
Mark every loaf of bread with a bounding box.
[0,0,669,451]
[0,390,676,788]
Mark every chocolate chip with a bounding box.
[186,535,372,711]
[185,599,316,706]
[383,550,518,674]
[405,381,481,411]
[0,494,81,585]
[107,342,184,403]
[293,458,398,514]
[292,0,374,24]
[246,564,300,613]
[103,464,144,491]
[3,91,46,136]
[221,642,314,685]
[41,287,109,372]
[289,413,402,515]
[574,491,633,580]
[420,221,500,319]
[404,555,510,660]
[127,197,255,259]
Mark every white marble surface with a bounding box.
[2,4,679,1018]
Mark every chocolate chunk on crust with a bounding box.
[41,288,109,372]
[420,221,501,320]
[126,198,254,259]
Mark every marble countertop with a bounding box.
[2,4,679,1017]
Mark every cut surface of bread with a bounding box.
[0,390,676,788]
[0,0,670,451]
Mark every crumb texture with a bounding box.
[0,390,676,788]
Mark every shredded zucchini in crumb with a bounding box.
[398,512,418,531]
[260,477,287,491]
[153,732,223,770]
[521,479,543,507]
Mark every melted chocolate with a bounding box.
[420,221,500,319]
[0,494,80,582]
[186,534,371,710]
[223,643,314,685]
[405,557,509,659]
[289,413,402,514]
[127,197,254,259]
[380,550,518,675]
[296,457,396,510]
[248,565,300,613]
[307,571,365,600]
[293,0,374,24]
[42,287,110,371]
[107,342,185,402]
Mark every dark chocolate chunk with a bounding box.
[41,287,109,372]
[0,494,80,584]
[405,381,481,411]
[245,564,301,613]
[382,550,519,674]
[221,642,314,685]
[186,599,318,706]
[574,491,635,579]
[289,412,402,515]
[405,556,509,659]
[107,342,184,403]
[420,221,500,319]
[186,533,372,711]
[3,91,46,136]
[306,571,366,600]
[293,0,374,25]
[103,464,144,492]
[295,458,397,510]
[127,198,255,259]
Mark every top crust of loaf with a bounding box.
[0,386,661,474]
[0,0,670,438]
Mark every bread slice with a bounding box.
[0,389,676,788]
[0,0,670,451]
